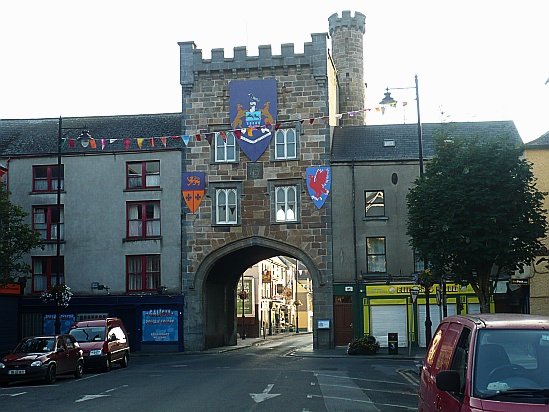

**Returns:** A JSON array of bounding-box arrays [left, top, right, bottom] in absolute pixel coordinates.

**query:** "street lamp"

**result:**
[[55, 116, 91, 334], [379, 76, 432, 345]]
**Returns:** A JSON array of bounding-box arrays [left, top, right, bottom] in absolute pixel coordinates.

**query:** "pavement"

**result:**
[[210, 332, 427, 361]]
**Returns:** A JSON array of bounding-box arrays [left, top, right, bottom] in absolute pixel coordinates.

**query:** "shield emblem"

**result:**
[[182, 172, 205, 213], [306, 167, 331, 209], [229, 79, 277, 162]]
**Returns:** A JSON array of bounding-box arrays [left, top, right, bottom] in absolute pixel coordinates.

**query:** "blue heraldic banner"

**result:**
[[230, 79, 277, 162]]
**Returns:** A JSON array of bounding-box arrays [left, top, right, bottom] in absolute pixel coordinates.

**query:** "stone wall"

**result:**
[[179, 31, 336, 350]]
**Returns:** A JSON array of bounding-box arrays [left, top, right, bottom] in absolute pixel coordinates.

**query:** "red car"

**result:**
[[0, 334, 84, 385], [418, 314, 549, 411]]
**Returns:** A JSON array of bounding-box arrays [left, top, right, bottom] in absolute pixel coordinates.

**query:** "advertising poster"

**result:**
[[43, 314, 76, 334], [142, 309, 178, 342]]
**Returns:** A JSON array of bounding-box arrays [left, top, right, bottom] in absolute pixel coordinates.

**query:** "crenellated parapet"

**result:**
[[178, 32, 328, 92], [328, 10, 366, 37]]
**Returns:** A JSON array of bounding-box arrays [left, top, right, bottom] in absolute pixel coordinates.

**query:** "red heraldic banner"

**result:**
[[182, 172, 205, 213]]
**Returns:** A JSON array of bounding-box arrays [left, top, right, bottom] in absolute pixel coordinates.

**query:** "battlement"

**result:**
[[328, 10, 366, 37], [178, 33, 328, 87]]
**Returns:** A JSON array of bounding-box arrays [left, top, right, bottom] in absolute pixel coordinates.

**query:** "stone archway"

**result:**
[[182, 236, 333, 351]]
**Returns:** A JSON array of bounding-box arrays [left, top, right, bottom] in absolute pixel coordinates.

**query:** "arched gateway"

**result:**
[[182, 237, 333, 351]]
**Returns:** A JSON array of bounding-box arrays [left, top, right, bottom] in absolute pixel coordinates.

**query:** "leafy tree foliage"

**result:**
[[0, 181, 43, 286], [407, 135, 547, 312]]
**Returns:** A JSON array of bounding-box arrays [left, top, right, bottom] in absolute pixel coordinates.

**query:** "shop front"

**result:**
[[20, 294, 184, 352], [363, 283, 484, 348]]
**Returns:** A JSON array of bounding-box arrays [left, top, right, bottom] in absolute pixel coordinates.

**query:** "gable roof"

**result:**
[[524, 131, 549, 148], [0, 113, 182, 156], [331, 121, 522, 162]]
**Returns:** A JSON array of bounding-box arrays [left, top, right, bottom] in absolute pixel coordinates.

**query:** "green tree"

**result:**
[[0, 181, 43, 286], [407, 135, 547, 313]]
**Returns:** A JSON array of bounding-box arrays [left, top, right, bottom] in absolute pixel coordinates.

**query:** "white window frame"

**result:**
[[275, 186, 297, 222], [214, 132, 237, 163], [274, 128, 297, 160], [216, 188, 238, 224]]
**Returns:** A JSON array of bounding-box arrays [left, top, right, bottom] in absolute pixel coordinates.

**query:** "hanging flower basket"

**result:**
[[237, 290, 249, 300], [416, 268, 434, 287], [41, 284, 73, 308], [347, 335, 380, 355]]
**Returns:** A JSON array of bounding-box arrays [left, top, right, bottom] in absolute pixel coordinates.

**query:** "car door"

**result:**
[[63, 336, 80, 372], [55, 336, 70, 374], [435, 325, 471, 411]]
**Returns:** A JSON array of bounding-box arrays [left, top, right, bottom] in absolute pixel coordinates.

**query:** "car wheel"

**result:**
[[74, 360, 84, 378], [103, 356, 112, 372], [45, 364, 57, 384], [120, 352, 129, 368]]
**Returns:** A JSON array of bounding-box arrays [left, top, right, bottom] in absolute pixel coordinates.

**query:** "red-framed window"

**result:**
[[32, 256, 64, 292], [127, 201, 160, 238], [33, 205, 64, 241], [126, 161, 160, 189], [126, 255, 161, 292], [33, 165, 63, 192]]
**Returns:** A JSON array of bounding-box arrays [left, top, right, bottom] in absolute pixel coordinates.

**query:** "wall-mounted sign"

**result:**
[[43, 314, 76, 334], [510, 278, 530, 285], [142, 309, 178, 342], [317, 319, 330, 329]]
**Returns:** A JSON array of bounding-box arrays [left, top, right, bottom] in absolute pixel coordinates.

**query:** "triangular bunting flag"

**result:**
[[196, 134, 201, 141], [124, 139, 131, 150], [101, 139, 106, 150], [160, 137, 167, 147], [89, 139, 97, 149], [137, 138, 143, 148], [182, 135, 190, 146]]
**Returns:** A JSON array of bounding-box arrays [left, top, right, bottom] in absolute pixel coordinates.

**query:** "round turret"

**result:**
[[329, 11, 366, 126]]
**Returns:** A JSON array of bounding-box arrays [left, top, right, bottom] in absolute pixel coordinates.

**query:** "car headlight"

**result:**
[[0, 363, 5, 369], [31, 360, 43, 367], [90, 350, 103, 356]]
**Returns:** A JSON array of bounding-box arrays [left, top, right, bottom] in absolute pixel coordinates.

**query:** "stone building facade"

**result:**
[[178, 11, 366, 350]]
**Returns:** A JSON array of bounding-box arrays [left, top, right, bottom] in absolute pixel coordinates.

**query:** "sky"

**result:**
[[1, 1, 548, 142]]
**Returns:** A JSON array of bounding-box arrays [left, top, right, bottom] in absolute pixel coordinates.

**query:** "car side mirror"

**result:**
[[436, 370, 460, 392]]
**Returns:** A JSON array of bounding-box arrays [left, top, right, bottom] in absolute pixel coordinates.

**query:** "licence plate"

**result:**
[[8, 370, 26, 375]]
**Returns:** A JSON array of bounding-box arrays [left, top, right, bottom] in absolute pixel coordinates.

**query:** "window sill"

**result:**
[[29, 190, 65, 195], [123, 236, 162, 242], [123, 188, 162, 192], [363, 216, 389, 221]]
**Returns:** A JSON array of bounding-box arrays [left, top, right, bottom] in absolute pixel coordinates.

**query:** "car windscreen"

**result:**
[[15, 337, 55, 353], [473, 329, 549, 399], [69, 327, 106, 342]]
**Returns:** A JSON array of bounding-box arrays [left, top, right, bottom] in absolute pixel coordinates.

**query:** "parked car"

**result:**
[[418, 314, 549, 411], [0, 335, 84, 385], [68, 318, 130, 372]]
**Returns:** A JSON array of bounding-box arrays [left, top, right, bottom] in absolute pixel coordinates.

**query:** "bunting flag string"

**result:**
[[61, 102, 406, 151]]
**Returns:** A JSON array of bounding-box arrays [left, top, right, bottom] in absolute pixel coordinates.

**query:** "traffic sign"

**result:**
[[410, 288, 419, 303]]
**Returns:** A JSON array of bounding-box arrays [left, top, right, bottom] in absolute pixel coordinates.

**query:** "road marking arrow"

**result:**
[[75, 394, 109, 403], [249, 384, 281, 403]]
